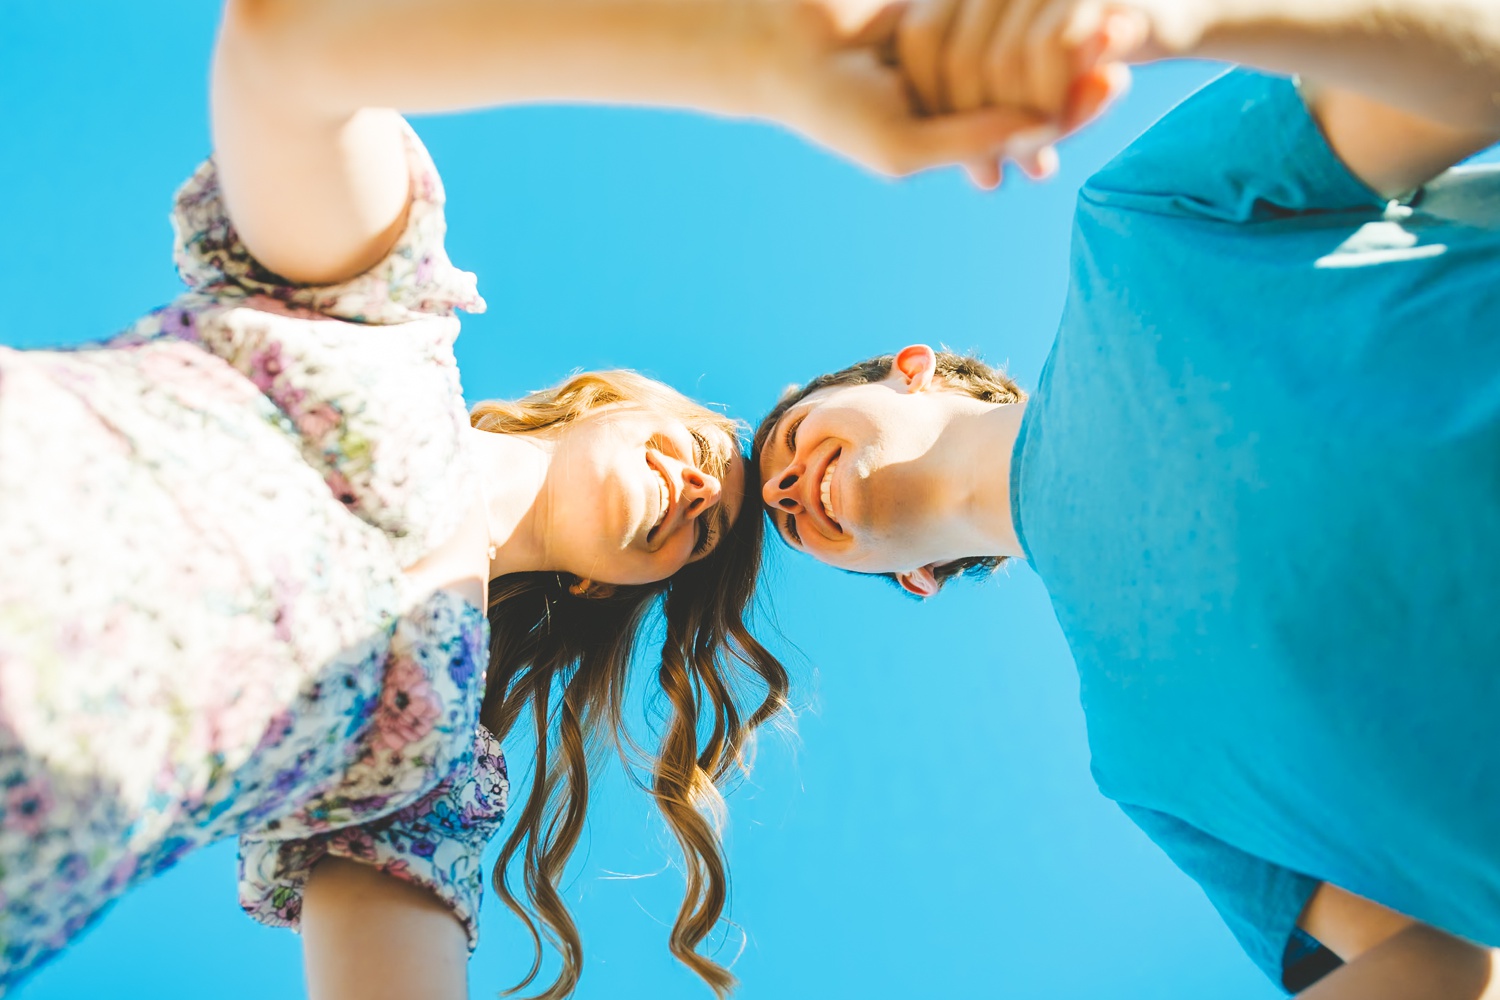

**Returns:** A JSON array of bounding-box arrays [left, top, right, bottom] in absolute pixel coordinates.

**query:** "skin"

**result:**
[[762, 1, 1500, 992]]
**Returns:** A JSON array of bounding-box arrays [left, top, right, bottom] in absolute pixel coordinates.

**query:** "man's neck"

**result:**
[[934, 398, 1028, 561]]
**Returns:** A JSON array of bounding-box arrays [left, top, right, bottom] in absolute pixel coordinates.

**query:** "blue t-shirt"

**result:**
[[1014, 69, 1500, 989]]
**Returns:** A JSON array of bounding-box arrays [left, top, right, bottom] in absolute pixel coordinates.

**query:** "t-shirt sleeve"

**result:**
[[1117, 803, 1325, 991], [1082, 69, 1387, 223], [171, 120, 485, 324], [237, 727, 509, 951]]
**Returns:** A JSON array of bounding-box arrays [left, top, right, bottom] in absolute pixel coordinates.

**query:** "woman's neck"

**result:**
[[468, 426, 555, 578]]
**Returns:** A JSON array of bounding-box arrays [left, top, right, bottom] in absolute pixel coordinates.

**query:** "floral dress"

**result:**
[[0, 124, 508, 992]]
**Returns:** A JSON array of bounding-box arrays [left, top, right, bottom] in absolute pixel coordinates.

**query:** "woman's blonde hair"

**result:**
[[473, 370, 788, 999]]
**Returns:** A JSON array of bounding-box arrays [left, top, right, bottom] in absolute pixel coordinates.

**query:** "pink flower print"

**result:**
[[374, 656, 443, 752], [295, 401, 341, 441], [329, 827, 378, 863], [247, 341, 285, 394], [378, 858, 412, 882], [6, 777, 54, 837], [325, 468, 357, 509]]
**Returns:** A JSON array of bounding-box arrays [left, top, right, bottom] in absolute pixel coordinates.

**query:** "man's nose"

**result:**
[[682, 467, 722, 517], [761, 467, 805, 513]]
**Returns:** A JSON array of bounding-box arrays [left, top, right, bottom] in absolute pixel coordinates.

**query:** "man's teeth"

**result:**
[[820, 459, 838, 523]]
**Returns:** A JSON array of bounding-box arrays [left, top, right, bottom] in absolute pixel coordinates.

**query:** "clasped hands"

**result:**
[[773, 0, 1175, 188]]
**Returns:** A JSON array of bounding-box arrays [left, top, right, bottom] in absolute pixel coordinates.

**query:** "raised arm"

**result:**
[[894, 0, 1500, 197], [1150, 0, 1500, 198], [211, 0, 1041, 285], [1295, 883, 1498, 999]]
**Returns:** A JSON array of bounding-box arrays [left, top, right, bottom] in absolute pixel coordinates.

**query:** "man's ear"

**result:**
[[896, 564, 942, 598], [893, 344, 937, 394]]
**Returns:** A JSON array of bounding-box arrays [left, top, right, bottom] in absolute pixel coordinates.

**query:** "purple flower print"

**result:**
[[410, 838, 437, 859], [147, 836, 194, 876], [102, 855, 138, 894], [158, 306, 198, 340], [5, 778, 54, 837], [54, 853, 88, 886]]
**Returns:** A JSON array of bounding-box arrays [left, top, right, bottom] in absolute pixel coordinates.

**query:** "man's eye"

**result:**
[[783, 414, 805, 454]]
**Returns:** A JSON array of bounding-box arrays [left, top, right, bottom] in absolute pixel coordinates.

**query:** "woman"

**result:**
[[0, 0, 1040, 996]]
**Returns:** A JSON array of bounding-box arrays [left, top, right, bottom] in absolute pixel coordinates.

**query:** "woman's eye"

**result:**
[[689, 429, 711, 470], [784, 513, 800, 546], [692, 517, 713, 557]]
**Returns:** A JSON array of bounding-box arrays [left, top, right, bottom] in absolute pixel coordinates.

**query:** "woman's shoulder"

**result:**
[[172, 121, 486, 325], [149, 125, 490, 563]]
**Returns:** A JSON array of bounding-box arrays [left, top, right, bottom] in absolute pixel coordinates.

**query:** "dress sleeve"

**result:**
[[237, 727, 509, 951], [171, 120, 485, 324], [1117, 803, 1329, 992], [1081, 69, 1387, 223]]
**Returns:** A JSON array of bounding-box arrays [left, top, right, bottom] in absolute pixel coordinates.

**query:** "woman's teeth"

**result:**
[[653, 469, 671, 531], [820, 458, 838, 524]]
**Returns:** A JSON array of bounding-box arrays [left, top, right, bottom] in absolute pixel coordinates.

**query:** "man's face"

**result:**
[[757, 348, 952, 579]]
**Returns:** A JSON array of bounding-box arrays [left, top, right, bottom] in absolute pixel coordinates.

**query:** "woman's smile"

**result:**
[[646, 459, 674, 545]]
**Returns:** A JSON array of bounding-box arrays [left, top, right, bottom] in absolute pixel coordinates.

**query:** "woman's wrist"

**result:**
[[734, 0, 841, 123]]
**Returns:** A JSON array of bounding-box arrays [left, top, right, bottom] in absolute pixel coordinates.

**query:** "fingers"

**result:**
[[898, 0, 962, 114], [1063, 59, 1130, 131], [964, 158, 1004, 189], [943, 0, 1009, 112], [980, 0, 1043, 115], [1022, 0, 1090, 117], [890, 105, 1043, 177]]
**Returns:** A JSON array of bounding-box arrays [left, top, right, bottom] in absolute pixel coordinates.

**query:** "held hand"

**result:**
[[894, 0, 1157, 181], [766, 1, 1048, 184]]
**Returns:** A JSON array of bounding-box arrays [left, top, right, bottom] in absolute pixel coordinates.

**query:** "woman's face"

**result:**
[[544, 405, 744, 586]]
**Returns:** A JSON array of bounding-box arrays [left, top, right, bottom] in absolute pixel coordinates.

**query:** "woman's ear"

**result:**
[[568, 578, 618, 600], [896, 564, 942, 598], [893, 344, 937, 394]]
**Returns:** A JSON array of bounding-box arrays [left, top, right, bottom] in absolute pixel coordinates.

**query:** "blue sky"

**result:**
[[3, 4, 1280, 998]]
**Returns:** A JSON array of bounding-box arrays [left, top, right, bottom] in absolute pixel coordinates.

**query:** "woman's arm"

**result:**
[[211, 0, 1039, 285], [1295, 882, 1498, 999], [301, 857, 470, 1000]]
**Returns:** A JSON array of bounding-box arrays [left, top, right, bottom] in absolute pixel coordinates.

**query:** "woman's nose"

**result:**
[[682, 466, 722, 517], [761, 467, 804, 513]]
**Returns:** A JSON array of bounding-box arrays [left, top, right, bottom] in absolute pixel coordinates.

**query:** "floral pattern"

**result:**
[[0, 123, 506, 992]]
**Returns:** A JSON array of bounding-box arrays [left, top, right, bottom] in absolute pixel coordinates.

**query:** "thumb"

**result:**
[[895, 106, 1043, 175], [1064, 61, 1131, 131]]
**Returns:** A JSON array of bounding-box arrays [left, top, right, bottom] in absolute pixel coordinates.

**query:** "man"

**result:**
[[756, 1, 1500, 995]]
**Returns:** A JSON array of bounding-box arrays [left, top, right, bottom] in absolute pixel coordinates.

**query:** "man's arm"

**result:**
[[896, 0, 1500, 198], [1155, 0, 1500, 198], [301, 857, 469, 1000], [1295, 882, 1497, 999]]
